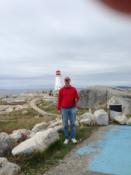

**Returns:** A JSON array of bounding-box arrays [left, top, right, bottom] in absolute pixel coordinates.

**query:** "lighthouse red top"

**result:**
[[56, 70, 61, 76]]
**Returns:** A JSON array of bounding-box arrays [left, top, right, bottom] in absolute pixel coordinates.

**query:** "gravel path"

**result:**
[[44, 126, 112, 175], [29, 97, 59, 117]]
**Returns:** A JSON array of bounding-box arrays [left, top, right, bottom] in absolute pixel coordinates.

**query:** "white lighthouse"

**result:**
[[54, 70, 62, 94]]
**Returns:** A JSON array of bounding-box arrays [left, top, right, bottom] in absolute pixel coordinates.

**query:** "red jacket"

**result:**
[[58, 85, 79, 110]]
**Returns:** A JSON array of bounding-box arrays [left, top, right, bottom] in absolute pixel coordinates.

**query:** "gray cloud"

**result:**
[[0, 0, 131, 89]]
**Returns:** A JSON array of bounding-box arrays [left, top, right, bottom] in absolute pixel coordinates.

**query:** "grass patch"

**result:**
[[8, 126, 97, 175], [0, 100, 7, 105], [38, 100, 58, 114], [127, 114, 131, 118], [38, 100, 89, 117], [0, 108, 56, 133]]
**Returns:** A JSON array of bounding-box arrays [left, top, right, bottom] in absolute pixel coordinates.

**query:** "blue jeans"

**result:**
[[61, 107, 76, 139]]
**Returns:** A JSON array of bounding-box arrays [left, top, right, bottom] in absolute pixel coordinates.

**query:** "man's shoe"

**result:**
[[71, 138, 77, 144], [64, 139, 69, 145]]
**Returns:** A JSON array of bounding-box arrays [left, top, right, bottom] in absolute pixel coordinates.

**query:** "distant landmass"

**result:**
[[0, 86, 130, 97], [117, 86, 131, 89], [0, 89, 30, 97]]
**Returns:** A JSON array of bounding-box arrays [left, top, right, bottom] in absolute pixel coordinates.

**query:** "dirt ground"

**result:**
[[44, 126, 113, 175]]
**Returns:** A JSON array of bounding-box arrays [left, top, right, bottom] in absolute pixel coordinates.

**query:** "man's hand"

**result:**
[[75, 98, 79, 104], [58, 110, 61, 113]]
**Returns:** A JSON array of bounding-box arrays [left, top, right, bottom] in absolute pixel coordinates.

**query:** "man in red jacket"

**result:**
[[58, 76, 79, 144]]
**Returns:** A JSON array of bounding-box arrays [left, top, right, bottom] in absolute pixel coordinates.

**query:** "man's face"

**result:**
[[64, 78, 71, 87]]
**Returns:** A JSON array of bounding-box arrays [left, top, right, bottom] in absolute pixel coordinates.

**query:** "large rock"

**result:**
[[108, 96, 131, 115], [31, 122, 48, 137], [10, 129, 31, 143], [2, 97, 26, 105], [109, 110, 122, 120], [109, 110, 128, 125], [0, 157, 21, 175], [0, 106, 13, 113], [94, 109, 109, 126], [53, 125, 63, 132], [0, 132, 12, 156], [14, 105, 25, 111], [113, 114, 127, 125], [127, 118, 131, 125], [48, 120, 63, 132], [12, 128, 59, 155], [78, 86, 131, 115], [78, 86, 108, 109], [48, 120, 62, 128], [79, 112, 96, 125]]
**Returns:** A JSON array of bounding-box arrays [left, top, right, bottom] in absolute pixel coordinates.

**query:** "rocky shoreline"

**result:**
[[0, 86, 131, 175]]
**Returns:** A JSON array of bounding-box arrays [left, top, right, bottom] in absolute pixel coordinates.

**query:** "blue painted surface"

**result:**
[[76, 126, 131, 175], [76, 145, 96, 155]]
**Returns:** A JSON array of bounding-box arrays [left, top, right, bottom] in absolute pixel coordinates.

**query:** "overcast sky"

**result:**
[[0, 0, 131, 89]]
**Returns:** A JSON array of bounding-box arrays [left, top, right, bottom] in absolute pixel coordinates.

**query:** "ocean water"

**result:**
[[0, 89, 48, 97], [0, 90, 23, 96], [76, 125, 131, 175]]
